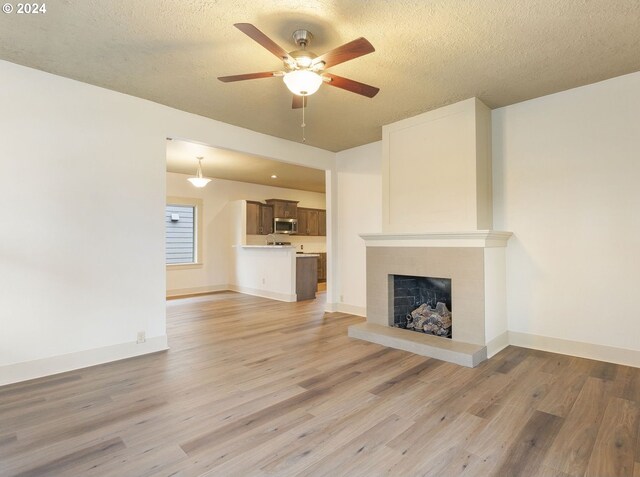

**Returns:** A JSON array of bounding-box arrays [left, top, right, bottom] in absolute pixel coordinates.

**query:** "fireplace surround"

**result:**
[[348, 231, 512, 367]]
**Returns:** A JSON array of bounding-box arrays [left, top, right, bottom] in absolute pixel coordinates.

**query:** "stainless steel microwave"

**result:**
[[274, 217, 298, 234]]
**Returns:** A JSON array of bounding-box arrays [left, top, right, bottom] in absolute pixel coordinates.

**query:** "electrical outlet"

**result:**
[[340, 295, 344, 302], [262, 278, 266, 285], [137, 331, 146, 344], [301, 244, 304, 250]]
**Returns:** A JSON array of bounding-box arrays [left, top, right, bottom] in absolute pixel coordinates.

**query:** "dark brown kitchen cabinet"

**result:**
[[307, 209, 319, 236], [318, 210, 326, 236], [296, 256, 317, 301], [246, 201, 273, 235], [297, 208, 308, 236], [246, 201, 261, 235], [317, 253, 327, 282], [296, 207, 325, 236], [265, 199, 298, 219], [260, 204, 273, 234]]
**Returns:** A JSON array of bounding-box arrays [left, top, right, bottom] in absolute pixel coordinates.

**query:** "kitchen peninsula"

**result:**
[[229, 200, 323, 302]]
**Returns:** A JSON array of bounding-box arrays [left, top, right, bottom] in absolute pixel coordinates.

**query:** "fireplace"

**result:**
[[348, 232, 512, 367], [391, 275, 452, 338], [346, 99, 511, 367]]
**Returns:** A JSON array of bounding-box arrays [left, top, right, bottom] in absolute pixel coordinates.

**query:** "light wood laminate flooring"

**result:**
[[1, 291, 639, 476]]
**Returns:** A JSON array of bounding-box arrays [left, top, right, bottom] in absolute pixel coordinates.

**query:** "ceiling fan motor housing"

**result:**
[[289, 49, 318, 69], [292, 29, 313, 47]]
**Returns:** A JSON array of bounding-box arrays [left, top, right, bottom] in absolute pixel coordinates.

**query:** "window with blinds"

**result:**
[[165, 204, 196, 264]]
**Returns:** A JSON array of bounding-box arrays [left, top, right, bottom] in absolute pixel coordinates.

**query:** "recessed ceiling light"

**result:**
[[271, 174, 278, 179]]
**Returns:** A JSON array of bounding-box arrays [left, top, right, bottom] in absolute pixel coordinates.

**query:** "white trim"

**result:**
[[359, 230, 513, 248], [166, 262, 204, 270], [486, 331, 509, 358], [228, 284, 297, 303], [508, 331, 640, 368], [166, 284, 229, 298], [336, 303, 366, 317], [0, 335, 169, 387], [324, 302, 338, 313]]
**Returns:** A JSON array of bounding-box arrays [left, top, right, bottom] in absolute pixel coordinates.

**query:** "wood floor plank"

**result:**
[[590, 360, 619, 381], [542, 376, 613, 476], [584, 397, 639, 477], [301, 413, 412, 477], [1, 291, 639, 476], [494, 410, 564, 476], [9, 437, 125, 477], [537, 366, 588, 418], [384, 411, 486, 476]]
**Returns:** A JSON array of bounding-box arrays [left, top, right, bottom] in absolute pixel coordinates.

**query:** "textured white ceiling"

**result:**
[[1, 0, 639, 151]]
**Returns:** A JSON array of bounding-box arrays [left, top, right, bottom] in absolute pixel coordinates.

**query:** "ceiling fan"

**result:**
[[218, 23, 380, 108]]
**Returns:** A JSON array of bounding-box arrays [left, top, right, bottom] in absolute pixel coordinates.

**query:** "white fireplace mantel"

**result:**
[[360, 230, 513, 248]]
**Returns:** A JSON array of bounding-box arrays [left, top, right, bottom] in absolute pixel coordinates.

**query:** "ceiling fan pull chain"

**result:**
[[302, 97, 306, 142]]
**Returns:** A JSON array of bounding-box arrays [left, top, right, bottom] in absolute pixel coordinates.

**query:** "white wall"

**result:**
[[0, 60, 333, 385], [382, 98, 493, 233], [493, 71, 640, 361], [166, 172, 326, 296], [333, 142, 383, 315]]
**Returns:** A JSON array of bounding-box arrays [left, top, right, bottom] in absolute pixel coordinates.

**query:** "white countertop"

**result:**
[[238, 245, 295, 249], [296, 253, 319, 258]]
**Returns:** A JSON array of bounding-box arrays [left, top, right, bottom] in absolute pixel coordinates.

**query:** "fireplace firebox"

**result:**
[[391, 274, 452, 338]]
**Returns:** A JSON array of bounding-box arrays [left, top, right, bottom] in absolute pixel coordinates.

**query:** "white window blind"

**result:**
[[165, 204, 195, 264]]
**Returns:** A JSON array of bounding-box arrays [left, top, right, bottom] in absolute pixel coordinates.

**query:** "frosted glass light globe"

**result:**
[[283, 70, 322, 96]]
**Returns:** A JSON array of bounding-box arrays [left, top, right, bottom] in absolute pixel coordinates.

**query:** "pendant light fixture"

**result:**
[[187, 156, 211, 188]]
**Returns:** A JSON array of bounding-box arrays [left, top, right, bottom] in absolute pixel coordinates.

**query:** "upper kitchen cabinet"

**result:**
[[265, 199, 298, 219], [260, 204, 273, 234], [318, 210, 326, 236], [296, 207, 326, 236], [307, 209, 319, 236], [246, 201, 261, 235], [246, 201, 273, 235], [297, 208, 308, 236]]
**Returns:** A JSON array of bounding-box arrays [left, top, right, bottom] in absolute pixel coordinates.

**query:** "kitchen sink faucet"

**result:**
[[266, 234, 276, 245]]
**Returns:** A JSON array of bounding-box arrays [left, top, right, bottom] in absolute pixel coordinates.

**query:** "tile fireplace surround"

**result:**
[[349, 231, 512, 367]]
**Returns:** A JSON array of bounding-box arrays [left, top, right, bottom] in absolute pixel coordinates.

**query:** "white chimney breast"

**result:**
[[382, 98, 493, 233]]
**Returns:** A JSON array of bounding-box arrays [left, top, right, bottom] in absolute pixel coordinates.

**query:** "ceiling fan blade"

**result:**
[[234, 23, 292, 61], [314, 37, 375, 69], [292, 95, 308, 109], [218, 72, 278, 82], [323, 73, 379, 98]]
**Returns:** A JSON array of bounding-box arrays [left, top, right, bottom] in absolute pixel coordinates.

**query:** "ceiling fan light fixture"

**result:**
[[283, 70, 323, 96], [187, 156, 211, 188]]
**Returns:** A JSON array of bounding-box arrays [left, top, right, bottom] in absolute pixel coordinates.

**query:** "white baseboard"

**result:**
[[486, 331, 509, 358], [336, 303, 367, 317], [508, 331, 640, 368], [228, 285, 296, 303], [0, 335, 169, 387], [325, 302, 338, 313], [166, 284, 229, 298]]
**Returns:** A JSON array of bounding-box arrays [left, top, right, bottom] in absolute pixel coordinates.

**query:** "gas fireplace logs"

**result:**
[[404, 302, 452, 338]]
